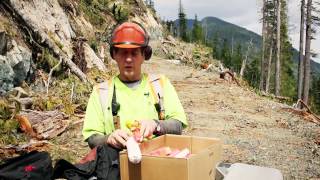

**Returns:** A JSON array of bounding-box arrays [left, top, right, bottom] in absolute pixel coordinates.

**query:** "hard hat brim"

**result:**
[[114, 44, 141, 48]]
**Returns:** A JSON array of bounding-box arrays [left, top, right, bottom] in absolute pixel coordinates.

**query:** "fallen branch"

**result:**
[[74, 114, 85, 118], [281, 99, 320, 124], [1, 140, 50, 153], [297, 99, 320, 122], [70, 82, 75, 102], [282, 107, 320, 125], [71, 119, 84, 126], [162, 40, 177, 46], [161, 45, 168, 55], [46, 57, 63, 95]]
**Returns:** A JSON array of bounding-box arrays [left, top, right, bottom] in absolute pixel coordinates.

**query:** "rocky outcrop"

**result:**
[[0, 33, 32, 95], [132, 2, 163, 40], [0, 55, 14, 95], [0, 0, 165, 88]]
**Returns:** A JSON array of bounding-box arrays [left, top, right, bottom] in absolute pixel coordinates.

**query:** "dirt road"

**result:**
[[143, 56, 320, 179]]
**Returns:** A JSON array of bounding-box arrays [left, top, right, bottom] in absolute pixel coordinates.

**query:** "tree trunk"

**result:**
[[275, 0, 281, 96], [298, 0, 305, 102], [260, 0, 267, 91], [240, 39, 253, 77], [303, 0, 312, 104], [266, 40, 273, 93]]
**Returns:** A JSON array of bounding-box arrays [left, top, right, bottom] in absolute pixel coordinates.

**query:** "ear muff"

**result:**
[[109, 46, 115, 59], [144, 45, 152, 60]]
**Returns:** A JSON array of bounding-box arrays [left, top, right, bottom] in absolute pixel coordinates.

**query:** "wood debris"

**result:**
[[219, 70, 241, 86], [0, 140, 51, 158], [282, 99, 320, 125], [15, 110, 69, 140]]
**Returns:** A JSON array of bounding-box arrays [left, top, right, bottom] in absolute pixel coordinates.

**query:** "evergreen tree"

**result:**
[[221, 39, 231, 68], [310, 76, 320, 114], [192, 14, 204, 43], [279, 0, 295, 98], [178, 0, 188, 41], [232, 43, 243, 73], [212, 33, 219, 59], [165, 20, 174, 35], [244, 55, 261, 88]]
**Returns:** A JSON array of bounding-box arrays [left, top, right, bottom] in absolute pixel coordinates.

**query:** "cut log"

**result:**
[[219, 70, 241, 86], [15, 110, 70, 140]]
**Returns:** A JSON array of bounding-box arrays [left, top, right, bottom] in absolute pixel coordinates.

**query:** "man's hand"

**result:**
[[139, 120, 157, 141], [107, 129, 130, 149]]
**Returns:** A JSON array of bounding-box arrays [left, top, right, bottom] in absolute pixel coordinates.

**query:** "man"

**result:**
[[82, 22, 187, 149]]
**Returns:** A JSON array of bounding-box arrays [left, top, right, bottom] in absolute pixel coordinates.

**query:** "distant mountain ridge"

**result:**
[[175, 16, 320, 75]]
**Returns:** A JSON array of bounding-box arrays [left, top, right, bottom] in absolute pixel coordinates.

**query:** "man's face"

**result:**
[[113, 47, 145, 81]]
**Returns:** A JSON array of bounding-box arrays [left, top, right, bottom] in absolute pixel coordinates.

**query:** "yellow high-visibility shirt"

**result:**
[[82, 73, 187, 140]]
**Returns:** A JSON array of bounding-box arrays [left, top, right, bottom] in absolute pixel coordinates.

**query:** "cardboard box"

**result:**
[[120, 134, 222, 180]]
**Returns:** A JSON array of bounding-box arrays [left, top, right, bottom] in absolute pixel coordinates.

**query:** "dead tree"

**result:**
[[260, 0, 267, 91], [275, 0, 281, 96], [240, 39, 253, 77], [302, 0, 312, 104], [298, 0, 305, 103], [265, 39, 274, 93]]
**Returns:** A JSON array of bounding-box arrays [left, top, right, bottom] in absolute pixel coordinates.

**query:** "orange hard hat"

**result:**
[[111, 22, 149, 48]]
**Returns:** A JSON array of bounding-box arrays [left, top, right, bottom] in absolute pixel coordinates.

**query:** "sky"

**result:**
[[154, 0, 320, 63]]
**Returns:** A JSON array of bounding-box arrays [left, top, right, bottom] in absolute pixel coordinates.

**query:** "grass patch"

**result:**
[[32, 74, 92, 115], [79, 0, 109, 26], [0, 119, 27, 145]]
